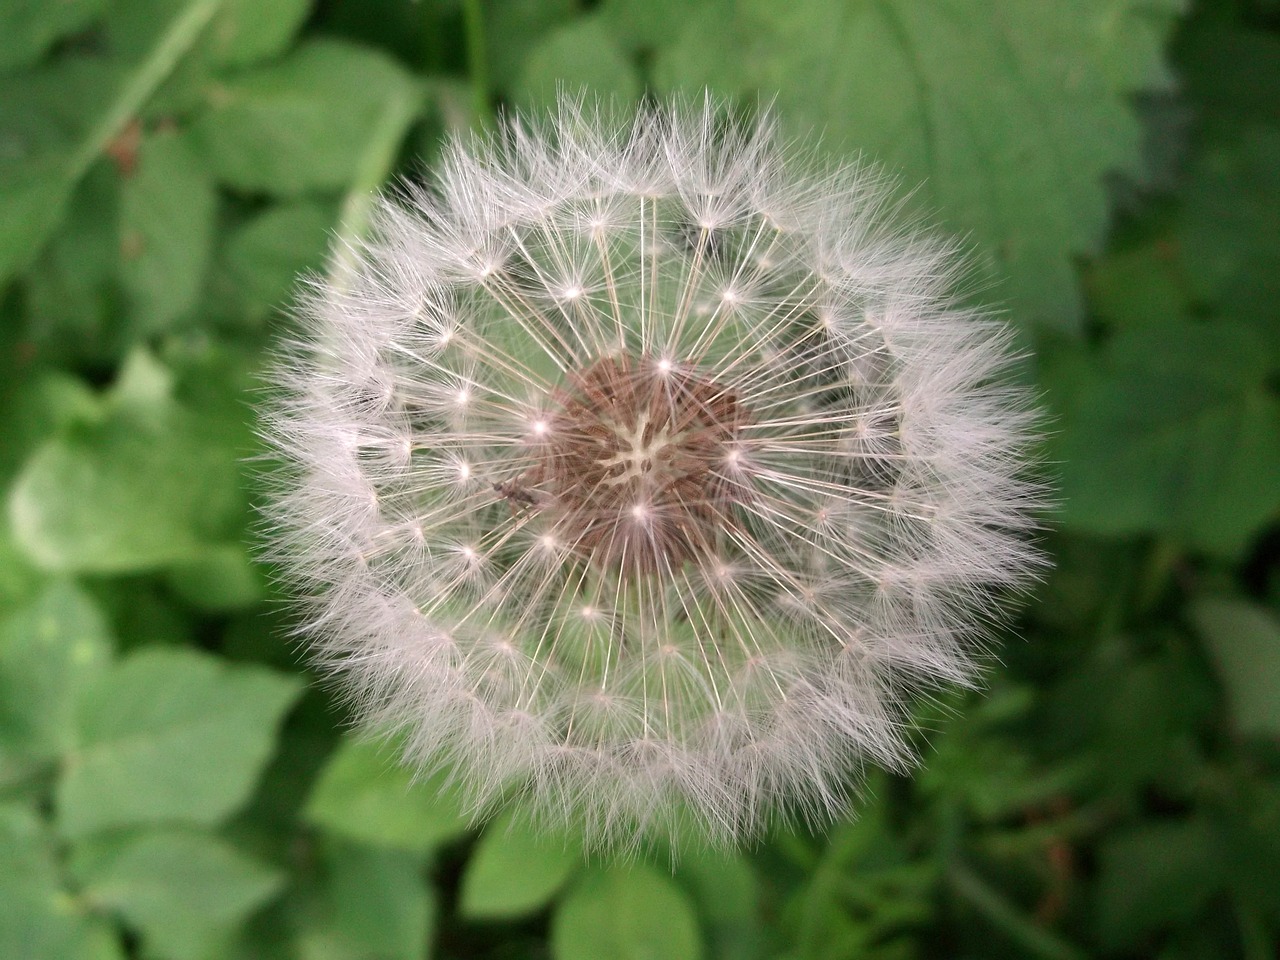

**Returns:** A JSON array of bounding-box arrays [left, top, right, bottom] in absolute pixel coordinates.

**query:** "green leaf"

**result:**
[[56, 647, 302, 837], [304, 738, 472, 853], [0, 582, 113, 776], [1083, 237, 1192, 332], [459, 811, 581, 920], [1050, 322, 1280, 554], [1189, 597, 1280, 739], [204, 0, 313, 68], [600, 0, 695, 53], [514, 16, 641, 104], [220, 200, 336, 323], [292, 837, 435, 960], [0, 805, 125, 960], [71, 828, 284, 960], [0, 0, 105, 72], [24, 164, 125, 365], [652, 0, 1186, 333], [0, 0, 223, 282], [677, 853, 764, 960], [8, 350, 249, 573], [119, 128, 217, 333], [0, 60, 118, 283], [190, 39, 421, 196], [551, 864, 703, 960], [164, 543, 267, 612], [485, 0, 579, 90], [1094, 818, 1226, 949]]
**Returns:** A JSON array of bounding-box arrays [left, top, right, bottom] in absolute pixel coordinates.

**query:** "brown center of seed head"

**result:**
[[525, 354, 752, 575]]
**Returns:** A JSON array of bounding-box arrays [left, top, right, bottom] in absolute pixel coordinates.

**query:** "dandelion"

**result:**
[[262, 96, 1044, 850]]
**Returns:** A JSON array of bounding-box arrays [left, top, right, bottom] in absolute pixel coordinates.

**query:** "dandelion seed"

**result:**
[[262, 95, 1045, 851]]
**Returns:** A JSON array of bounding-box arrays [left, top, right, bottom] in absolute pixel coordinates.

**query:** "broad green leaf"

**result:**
[[0, 360, 100, 610], [119, 128, 217, 333], [551, 864, 702, 960], [0, 0, 222, 282], [1083, 238, 1192, 332], [189, 39, 421, 196], [459, 811, 581, 920], [600, 0, 696, 53], [165, 543, 267, 612], [653, 0, 1186, 333], [24, 165, 124, 365], [140, 0, 316, 117], [678, 853, 764, 960], [486, 0, 579, 89], [1050, 322, 1280, 554], [304, 738, 471, 853], [292, 838, 434, 960], [0, 805, 125, 960], [1094, 818, 1226, 949], [0, 0, 105, 72], [514, 16, 641, 104], [56, 647, 302, 837], [8, 350, 248, 573], [1189, 597, 1280, 739], [71, 828, 284, 960], [220, 200, 336, 323], [0, 582, 113, 774], [0, 60, 118, 283], [205, 0, 313, 67]]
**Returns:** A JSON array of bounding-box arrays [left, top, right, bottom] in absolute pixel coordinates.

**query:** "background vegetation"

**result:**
[[2, 0, 1277, 958]]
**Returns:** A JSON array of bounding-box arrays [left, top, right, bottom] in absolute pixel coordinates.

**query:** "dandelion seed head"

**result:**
[[262, 95, 1045, 852]]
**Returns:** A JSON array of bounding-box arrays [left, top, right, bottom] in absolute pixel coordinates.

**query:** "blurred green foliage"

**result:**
[[1, 0, 1277, 958]]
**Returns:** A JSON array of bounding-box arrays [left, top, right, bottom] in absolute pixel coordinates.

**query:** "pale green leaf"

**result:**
[[551, 864, 702, 960], [0, 804, 125, 960], [293, 838, 435, 960], [72, 828, 284, 960], [1189, 598, 1280, 739], [678, 853, 764, 960], [0, 0, 222, 282], [600, 0, 695, 53], [56, 648, 302, 837], [653, 0, 1186, 332], [8, 350, 249, 574], [485, 0, 578, 89], [460, 811, 581, 920], [0, 581, 113, 772], [205, 0, 313, 68], [220, 199, 336, 323], [190, 39, 421, 196], [24, 165, 123, 364], [514, 16, 641, 104], [0, 60, 117, 282], [164, 544, 267, 612], [305, 738, 471, 853], [119, 128, 217, 332]]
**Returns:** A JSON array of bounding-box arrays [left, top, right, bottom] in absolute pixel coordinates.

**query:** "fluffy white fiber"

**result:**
[[262, 96, 1044, 851]]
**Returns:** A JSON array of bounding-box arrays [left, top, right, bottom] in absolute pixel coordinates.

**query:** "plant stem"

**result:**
[[72, 0, 224, 180]]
